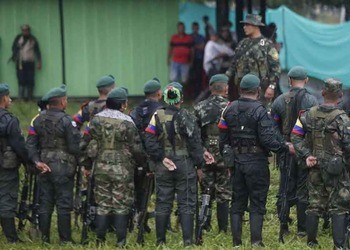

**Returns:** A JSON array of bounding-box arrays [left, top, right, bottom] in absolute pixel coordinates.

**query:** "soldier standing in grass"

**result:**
[[0, 83, 29, 243], [271, 66, 318, 237], [219, 74, 294, 247], [291, 79, 350, 248], [194, 74, 232, 233], [84, 87, 146, 247], [26, 85, 81, 244]]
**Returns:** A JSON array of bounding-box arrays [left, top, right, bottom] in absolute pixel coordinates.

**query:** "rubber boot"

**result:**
[[95, 215, 109, 246], [0, 217, 19, 243], [296, 202, 307, 237], [332, 214, 346, 249], [156, 214, 169, 245], [217, 202, 229, 233], [250, 213, 264, 247], [39, 213, 52, 243], [306, 214, 319, 247], [114, 214, 128, 247], [180, 214, 194, 246], [231, 213, 243, 246], [57, 213, 74, 244]]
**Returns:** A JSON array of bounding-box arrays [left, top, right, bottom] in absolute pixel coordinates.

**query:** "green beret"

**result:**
[[209, 74, 229, 86], [41, 93, 49, 102], [288, 66, 307, 80], [107, 87, 128, 100], [168, 82, 183, 92], [144, 80, 161, 94], [45, 85, 66, 100], [240, 74, 260, 89], [0, 83, 10, 96], [324, 78, 342, 94], [96, 75, 115, 88], [153, 77, 160, 83]]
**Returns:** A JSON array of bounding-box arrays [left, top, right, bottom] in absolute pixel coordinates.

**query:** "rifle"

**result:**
[[18, 172, 30, 231], [81, 163, 97, 244], [278, 151, 292, 243], [136, 173, 154, 245], [74, 166, 82, 229], [195, 187, 211, 245], [28, 174, 40, 239], [344, 214, 350, 249]]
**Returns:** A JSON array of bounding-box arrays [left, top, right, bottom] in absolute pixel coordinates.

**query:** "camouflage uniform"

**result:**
[[194, 94, 231, 232], [26, 108, 81, 243], [73, 99, 106, 129], [226, 36, 280, 104], [86, 108, 145, 216], [219, 97, 289, 246], [271, 86, 318, 234], [291, 80, 350, 248], [0, 107, 28, 242], [145, 105, 205, 246]]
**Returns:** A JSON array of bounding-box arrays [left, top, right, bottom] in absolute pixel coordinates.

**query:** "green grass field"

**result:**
[[1, 99, 335, 249]]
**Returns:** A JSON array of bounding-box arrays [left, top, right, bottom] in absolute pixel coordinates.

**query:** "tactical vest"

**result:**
[[39, 111, 67, 151], [157, 108, 188, 156], [201, 100, 223, 146], [306, 106, 346, 159], [282, 89, 306, 137], [228, 101, 264, 154]]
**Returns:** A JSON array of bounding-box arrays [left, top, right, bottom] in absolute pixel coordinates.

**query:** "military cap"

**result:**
[[153, 77, 160, 83], [96, 75, 115, 88], [144, 79, 161, 94], [209, 74, 229, 86], [324, 78, 342, 93], [0, 83, 10, 96], [168, 82, 183, 92], [164, 84, 182, 105], [240, 14, 265, 27], [45, 85, 66, 100], [107, 87, 128, 100], [288, 66, 307, 80], [240, 74, 260, 89], [41, 92, 50, 102]]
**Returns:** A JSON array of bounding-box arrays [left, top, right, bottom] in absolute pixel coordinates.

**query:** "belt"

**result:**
[[233, 146, 264, 154], [164, 149, 189, 157]]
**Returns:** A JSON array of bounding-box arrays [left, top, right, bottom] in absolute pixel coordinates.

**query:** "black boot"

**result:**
[[296, 202, 307, 237], [39, 213, 52, 243], [306, 214, 319, 247], [231, 213, 243, 246], [332, 214, 346, 249], [95, 215, 109, 246], [180, 214, 194, 246], [114, 214, 128, 247], [217, 202, 229, 233], [156, 214, 169, 245], [0, 217, 19, 243], [250, 213, 264, 247], [57, 213, 74, 244]]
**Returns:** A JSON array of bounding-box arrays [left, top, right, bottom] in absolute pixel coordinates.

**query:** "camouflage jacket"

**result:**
[[194, 94, 228, 167], [291, 105, 350, 164], [86, 109, 146, 171], [226, 36, 280, 89]]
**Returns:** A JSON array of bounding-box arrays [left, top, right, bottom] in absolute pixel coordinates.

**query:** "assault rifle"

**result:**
[[195, 187, 211, 245], [18, 173, 30, 231], [81, 164, 97, 244], [29, 174, 40, 239], [344, 214, 350, 249], [278, 151, 292, 243], [136, 173, 154, 245], [74, 166, 82, 228]]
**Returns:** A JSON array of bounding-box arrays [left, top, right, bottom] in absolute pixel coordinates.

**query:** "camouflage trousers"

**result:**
[[307, 167, 350, 216], [201, 165, 232, 204], [94, 162, 134, 216]]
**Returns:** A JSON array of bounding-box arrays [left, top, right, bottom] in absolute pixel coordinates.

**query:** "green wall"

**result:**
[[0, 0, 178, 97]]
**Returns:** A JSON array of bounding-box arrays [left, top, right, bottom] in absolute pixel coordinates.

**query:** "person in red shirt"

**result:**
[[168, 22, 194, 85]]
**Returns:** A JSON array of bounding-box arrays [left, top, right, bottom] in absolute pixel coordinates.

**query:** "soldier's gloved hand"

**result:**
[[286, 142, 295, 155], [35, 161, 51, 174], [162, 157, 176, 171], [306, 156, 318, 168], [203, 151, 215, 165]]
